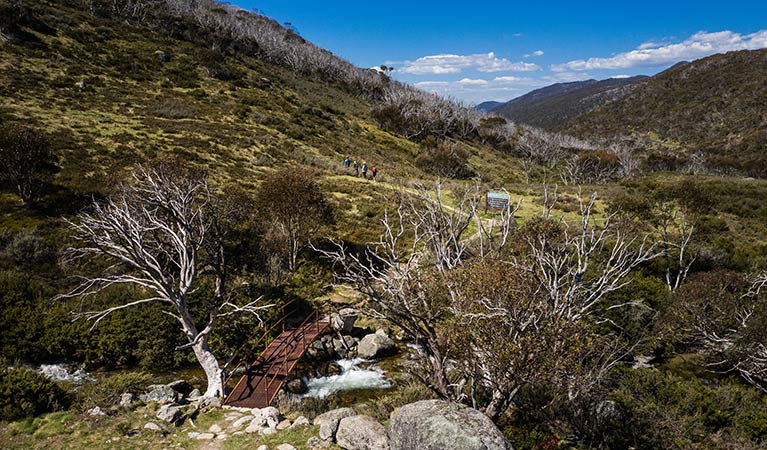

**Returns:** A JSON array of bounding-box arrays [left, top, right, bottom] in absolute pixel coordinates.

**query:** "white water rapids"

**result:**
[[302, 358, 392, 398], [38, 364, 94, 384]]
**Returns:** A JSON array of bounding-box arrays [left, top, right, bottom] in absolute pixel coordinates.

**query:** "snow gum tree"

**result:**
[[58, 164, 270, 398], [318, 182, 660, 421]]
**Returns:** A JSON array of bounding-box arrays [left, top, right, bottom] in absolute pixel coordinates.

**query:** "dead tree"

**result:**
[[317, 182, 657, 420], [57, 165, 270, 398]]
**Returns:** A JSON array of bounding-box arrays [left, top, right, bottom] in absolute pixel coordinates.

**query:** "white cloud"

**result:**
[[610, 74, 631, 79], [458, 78, 488, 85], [414, 81, 449, 87], [524, 50, 545, 58], [399, 52, 541, 75], [551, 29, 767, 71]]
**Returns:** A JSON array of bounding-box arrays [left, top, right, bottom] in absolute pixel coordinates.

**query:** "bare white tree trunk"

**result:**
[[58, 165, 270, 398]]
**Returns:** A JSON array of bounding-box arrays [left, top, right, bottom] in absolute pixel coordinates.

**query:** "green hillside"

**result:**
[[0, 0, 530, 200], [491, 76, 647, 129], [560, 49, 767, 176]]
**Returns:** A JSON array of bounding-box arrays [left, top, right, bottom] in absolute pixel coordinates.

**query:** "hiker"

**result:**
[[361, 162, 368, 179], [352, 160, 359, 176], [371, 166, 377, 181], [343, 155, 350, 169]]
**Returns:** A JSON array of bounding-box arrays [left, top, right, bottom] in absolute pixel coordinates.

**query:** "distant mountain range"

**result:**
[[485, 76, 648, 129], [475, 101, 503, 112]]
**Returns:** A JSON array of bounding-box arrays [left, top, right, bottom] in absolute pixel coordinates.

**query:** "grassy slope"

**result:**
[[0, 0, 525, 211]]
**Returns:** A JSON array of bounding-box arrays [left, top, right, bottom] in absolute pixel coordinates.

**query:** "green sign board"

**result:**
[[486, 191, 510, 210]]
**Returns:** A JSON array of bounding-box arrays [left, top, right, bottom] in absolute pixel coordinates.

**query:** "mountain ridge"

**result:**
[[489, 76, 648, 129]]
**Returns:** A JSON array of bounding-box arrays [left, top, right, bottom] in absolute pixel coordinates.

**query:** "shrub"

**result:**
[[145, 99, 197, 119], [74, 371, 152, 410], [415, 141, 475, 179], [4, 230, 54, 267], [0, 368, 71, 421]]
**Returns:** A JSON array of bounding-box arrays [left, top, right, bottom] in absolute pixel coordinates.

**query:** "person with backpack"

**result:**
[[371, 166, 377, 181], [343, 155, 350, 169], [352, 160, 359, 176], [361, 162, 368, 179]]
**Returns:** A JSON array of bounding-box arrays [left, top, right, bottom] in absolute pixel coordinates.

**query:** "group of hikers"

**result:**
[[342, 156, 378, 180]]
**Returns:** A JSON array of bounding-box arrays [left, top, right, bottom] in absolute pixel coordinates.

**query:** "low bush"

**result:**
[[74, 371, 152, 410], [0, 368, 71, 421]]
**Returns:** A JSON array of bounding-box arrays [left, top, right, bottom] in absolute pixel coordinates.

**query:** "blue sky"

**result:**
[[235, 1, 767, 104]]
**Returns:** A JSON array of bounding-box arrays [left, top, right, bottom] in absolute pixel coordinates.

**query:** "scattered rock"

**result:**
[[306, 436, 333, 450], [290, 416, 310, 428], [333, 335, 358, 358], [256, 445, 268, 450], [256, 406, 281, 428], [216, 433, 229, 440], [75, 80, 85, 89], [286, 378, 308, 394], [143, 422, 162, 431], [336, 415, 389, 450], [331, 308, 358, 333], [225, 412, 244, 421], [231, 415, 254, 429], [314, 407, 356, 441], [276, 419, 292, 430], [276, 444, 297, 450], [167, 380, 194, 396], [357, 331, 396, 359], [307, 436, 332, 449], [188, 388, 202, 400], [209, 423, 223, 433], [140, 384, 178, 404], [196, 432, 215, 440], [246, 415, 268, 431], [259, 427, 277, 435], [198, 396, 222, 408], [119, 393, 137, 406], [389, 400, 511, 450], [632, 355, 655, 369], [188, 432, 200, 439], [87, 406, 106, 416], [156, 404, 185, 425]]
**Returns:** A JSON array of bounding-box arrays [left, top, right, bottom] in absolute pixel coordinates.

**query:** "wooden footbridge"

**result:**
[[222, 304, 330, 408]]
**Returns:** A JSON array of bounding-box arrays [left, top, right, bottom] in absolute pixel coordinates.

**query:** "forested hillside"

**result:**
[[491, 76, 647, 129], [561, 49, 767, 177]]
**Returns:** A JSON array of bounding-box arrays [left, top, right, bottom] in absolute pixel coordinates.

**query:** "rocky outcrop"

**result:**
[[357, 330, 395, 359], [156, 404, 185, 426], [119, 393, 137, 406], [331, 308, 358, 333], [140, 384, 178, 403], [389, 400, 512, 450], [336, 415, 389, 450], [313, 407, 356, 441]]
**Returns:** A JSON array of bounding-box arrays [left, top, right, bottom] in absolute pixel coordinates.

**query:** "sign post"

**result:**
[[486, 191, 510, 213]]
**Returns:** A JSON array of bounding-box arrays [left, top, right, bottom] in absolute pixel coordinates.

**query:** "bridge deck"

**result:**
[[224, 320, 329, 408]]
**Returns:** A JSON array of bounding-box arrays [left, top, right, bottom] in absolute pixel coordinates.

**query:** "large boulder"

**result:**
[[156, 404, 185, 426], [140, 384, 178, 403], [331, 308, 358, 333], [357, 330, 395, 359], [333, 335, 358, 358], [389, 400, 512, 450], [336, 415, 389, 450], [313, 407, 356, 441]]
